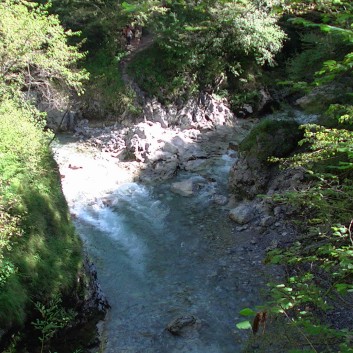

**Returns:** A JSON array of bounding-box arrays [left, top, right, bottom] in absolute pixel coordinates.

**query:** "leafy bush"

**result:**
[[0, 0, 88, 106], [32, 296, 76, 353], [286, 31, 349, 82], [238, 107, 353, 352], [128, 0, 285, 104]]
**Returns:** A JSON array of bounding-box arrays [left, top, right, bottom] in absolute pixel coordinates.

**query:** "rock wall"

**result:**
[[73, 93, 252, 182], [141, 93, 235, 130]]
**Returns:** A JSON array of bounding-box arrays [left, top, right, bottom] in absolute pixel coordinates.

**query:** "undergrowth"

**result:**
[[83, 49, 140, 119], [0, 98, 83, 349], [127, 43, 198, 105], [236, 107, 353, 352]]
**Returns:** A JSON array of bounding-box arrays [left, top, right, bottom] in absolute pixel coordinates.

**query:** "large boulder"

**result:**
[[170, 177, 207, 197], [229, 154, 271, 200], [122, 121, 216, 180], [295, 82, 350, 113], [229, 204, 256, 224], [229, 119, 303, 200]]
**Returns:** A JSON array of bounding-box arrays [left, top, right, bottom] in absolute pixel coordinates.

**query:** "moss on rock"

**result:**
[[229, 118, 303, 200], [239, 119, 303, 163]]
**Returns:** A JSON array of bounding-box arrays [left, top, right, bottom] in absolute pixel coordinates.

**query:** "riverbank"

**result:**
[[0, 103, 108, 353]]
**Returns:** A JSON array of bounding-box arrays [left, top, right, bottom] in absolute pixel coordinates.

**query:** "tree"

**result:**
[[0, 0, 85, 345], [0, 0, 88, 109], [127, 0, 286, 103]]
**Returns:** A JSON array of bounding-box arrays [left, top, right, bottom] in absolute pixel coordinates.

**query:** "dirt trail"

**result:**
[[120, 33, 154, 104]]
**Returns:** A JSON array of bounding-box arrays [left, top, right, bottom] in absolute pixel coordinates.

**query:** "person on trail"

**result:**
[[124, 25, 133, 46], [134, 24, 142, 45]]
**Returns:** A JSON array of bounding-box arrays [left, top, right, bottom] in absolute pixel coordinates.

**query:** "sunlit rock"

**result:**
[[170, 179, 194, 197], [229, 204, 256, 224]]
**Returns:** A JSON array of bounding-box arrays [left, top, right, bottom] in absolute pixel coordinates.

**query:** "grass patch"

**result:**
[[0, 99, 83, 330], [82, 49, 140, 119]]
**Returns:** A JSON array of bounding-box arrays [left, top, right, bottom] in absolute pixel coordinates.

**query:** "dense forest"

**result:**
[[0, 0, 353, 352]]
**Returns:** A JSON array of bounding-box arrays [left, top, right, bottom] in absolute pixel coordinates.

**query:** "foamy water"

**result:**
[[53, 134, 269, 353]]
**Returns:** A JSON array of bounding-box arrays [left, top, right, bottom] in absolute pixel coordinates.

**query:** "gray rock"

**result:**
[[143, 93, 236, 131], [229, 204, 256, 224], [170, 179, 195, 197], [260, 215, 274, 227], [153, 158, 179, 179], [213, 194, 228, 205], [295, 83, 347, 113], [166, 315, 199, 336], [147, 150, 175, 163], [162, 141, 179, 154], [183, 159, 208, 172], [242, 104, 253, 114], [228, 154, 271, 200]]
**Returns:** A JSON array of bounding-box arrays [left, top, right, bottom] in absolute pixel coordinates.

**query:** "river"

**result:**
[[52, 131, 273, 353]]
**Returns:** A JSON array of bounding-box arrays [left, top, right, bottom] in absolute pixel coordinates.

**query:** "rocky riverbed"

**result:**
[[52, 93, 303, 352]]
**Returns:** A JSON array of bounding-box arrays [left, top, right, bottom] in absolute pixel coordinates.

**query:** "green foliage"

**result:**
[[46, 0, 121, 53], [278, 0, 353, 17], [128, 44, 198, 104], [120, 0, 167, 25], [209, 1, 286, 66], [0, 99, 83, 330], [128, 0, 285, 103], [237, 3, 353, 342], [286, 31, 349, 82], [0, 2, 85, 340], [0, 0, 88, 104], [239, 119, 302, 163], [277, 120, 353, 175], [83, 49, 140, 119], [240, 308, 257, 317], [236, 320, 252, 330], [32, 296, 76, 353], [43, 0, 285, 109], [281, 0, 353, 85], [269, 0, 353, 108], [243, 106, 353, 352], [259, 221, 353, 352], [0, 261, 16, 287], [229, 89, 259, 111]]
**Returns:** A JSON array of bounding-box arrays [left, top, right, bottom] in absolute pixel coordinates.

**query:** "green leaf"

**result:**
[[121, 2, 136, 13], [236, 320, 252, 330], [239, 308, 256, 317]]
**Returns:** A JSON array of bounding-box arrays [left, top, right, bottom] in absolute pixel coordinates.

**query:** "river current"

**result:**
[[53, 133, 271, 353]]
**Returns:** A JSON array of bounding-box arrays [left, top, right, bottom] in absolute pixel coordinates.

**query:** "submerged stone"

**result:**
[[166, 315, 199, 336]]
